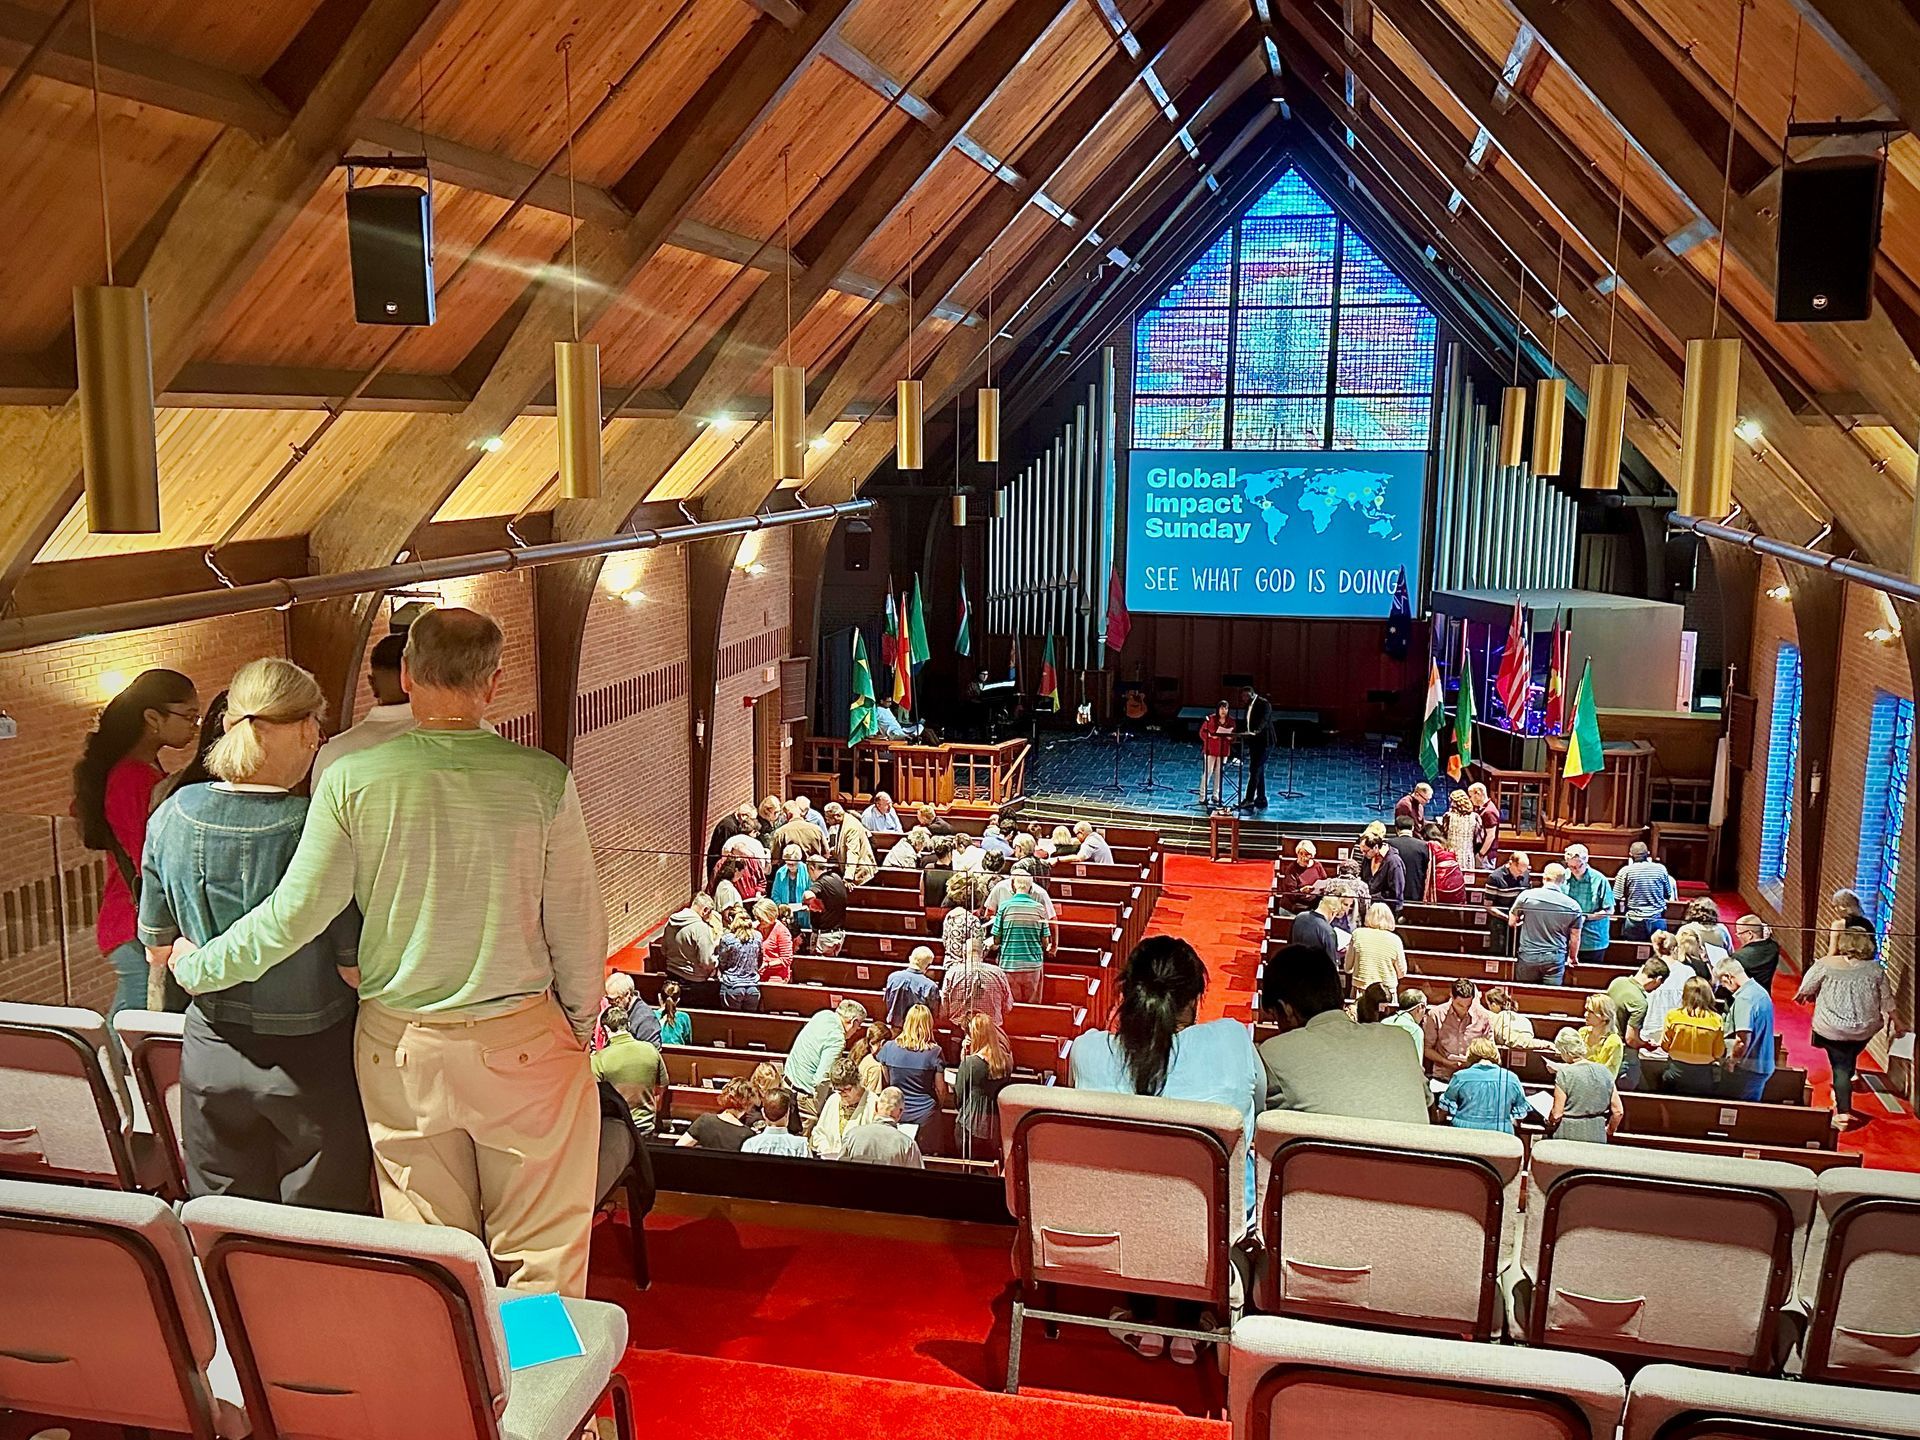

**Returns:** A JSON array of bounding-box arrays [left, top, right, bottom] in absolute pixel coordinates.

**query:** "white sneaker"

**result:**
[[1108, 1305, 1165, 1358], [1171, 1310, 1220, 1365]]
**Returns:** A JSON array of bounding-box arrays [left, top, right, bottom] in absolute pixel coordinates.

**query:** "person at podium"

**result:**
[[1239, 684, 1272, 809], [1198, 700, 1234, 806]]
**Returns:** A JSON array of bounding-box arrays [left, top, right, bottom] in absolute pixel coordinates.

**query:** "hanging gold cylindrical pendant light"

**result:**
[[75, 284, 160, 533], [1678, 336, 1740, 518], [951, 493, 968, 527], [1581, 363, 1628, 491], [977, 386, 1000, 463], [1531, 377, 1567, 476], [554, 339, 602, 500], [896, 379, 924, 469], [772, 363, 806, 481], [1498, 386, 1528, 469]]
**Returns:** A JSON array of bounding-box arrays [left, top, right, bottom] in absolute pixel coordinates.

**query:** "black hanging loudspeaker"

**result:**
[[344, 157, 436, 327], [843, 518, 872, 572], [1775, 128, 1884, 324]]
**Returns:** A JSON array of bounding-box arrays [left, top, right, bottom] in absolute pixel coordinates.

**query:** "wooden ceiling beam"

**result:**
[[817, 36, 1024, 188], [1505, 0, 1920, 441], [0, 0, 290, 134], [1352, 0, 1907, 568], [674, 0, 1069, 419], [0, 0, 459, 605], [1784, 0, 1920, 137]]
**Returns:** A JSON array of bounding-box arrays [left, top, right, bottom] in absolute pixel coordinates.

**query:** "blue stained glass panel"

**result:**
[[1235, 307, 1332, 393], [1339, 235, 1422, 306], [1134, 398, 1224, 448], [1237, 216, 1338, 306], [1246, 170, 1335, 217], [1235, 398, 1326, 449], [1152, 231, 1232, 308], [1332, 397, 1431, 449], [1133, 307, 1228, 394], [1334, 307, 1437, 392]]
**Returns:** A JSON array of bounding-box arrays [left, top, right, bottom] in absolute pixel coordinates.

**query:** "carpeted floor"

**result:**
[[1155, 852, 1271, 1023]]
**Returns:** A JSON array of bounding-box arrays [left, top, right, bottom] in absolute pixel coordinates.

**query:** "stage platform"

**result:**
[[1025, 732, 1424, 853]]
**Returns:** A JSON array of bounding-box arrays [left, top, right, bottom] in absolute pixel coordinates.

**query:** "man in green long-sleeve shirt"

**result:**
[[168, 608, 606, 1297]]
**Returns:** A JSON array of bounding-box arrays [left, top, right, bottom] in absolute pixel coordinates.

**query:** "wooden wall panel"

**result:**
[[587, 244, 753, 389], [967, 3, 1106, 160]]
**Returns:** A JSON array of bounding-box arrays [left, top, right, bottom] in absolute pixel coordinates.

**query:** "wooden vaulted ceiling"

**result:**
[[1, 0, 1916, 602]]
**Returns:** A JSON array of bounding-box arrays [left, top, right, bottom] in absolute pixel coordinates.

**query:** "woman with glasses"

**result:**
[[71, 668, 201, 1019]]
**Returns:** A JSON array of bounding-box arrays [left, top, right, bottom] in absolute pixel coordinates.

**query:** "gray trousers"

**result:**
[[182, 1007, 373, 1212]]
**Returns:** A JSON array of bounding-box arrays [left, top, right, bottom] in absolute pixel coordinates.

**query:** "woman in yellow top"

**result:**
[[1347, 902, 1408, 1002], [1577, 992, 1623, 1075], [1659, 977, 1727, 1096]]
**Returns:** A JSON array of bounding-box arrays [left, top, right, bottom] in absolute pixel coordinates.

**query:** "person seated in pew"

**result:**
[[706, 801, 757, 877], [655, 979, 692, 1047], [1071, 821, 1114, 866], [1605, 956, 1671, 1092], [1288, 887, 1350, 971], [803, 862, 851, 956], [1354, 981, 1394, 1025], [810, 1057, 880, 1159], [860, 790, 904, 836], [1421, 979, 1495, 1079], [941, 872, 989, 966], [883, 826, 930, 869], [753, 898, 794, 984], [1483, 987, 1544, 1051], [767, 845, 812, 939], [591, 1003, 668, 1137], [676, 1077, 758, 1152], [1482, 850, 1531, 954], [921, 835, 957, 907], [714, 907, 763, 1013], [661, 893, 722, 1008], [744, 1061, 785, 1129], [979, 815, 1015, 860], [1714, 956, 1777, 1103], [1547, 1026, 1621, 1145], [955, 1013, 1014, 1162], [1276, 840, 1329, 913], [742, 1089, 811, 1157], [1657, 977, 1727, 1096], [884, 945, 940, 1029], [1436, 1038, 1531, 1135], [1042, 825, 1077, 863], [784, 999, 869, 1122], [1384, 988, 1428, 1058], [942, 940, 1014, 1031], [851, 1020, 891, 1096], [952, 830, 986, 872], [710, 856, 751, 916], [1669, 924, 1713, 982], [1423, 822, 1468, 905], [1576, 993, 1623, 1076], [839, 1086, 926, 1168], [1346, 902, 1408, 1004], [880, 1005, 951, 1156], [913, 802, 954, 837], [1730, 914, 1781, 995], [1257, 944, 1429, 1122], [1681, 897, 1733, 956]]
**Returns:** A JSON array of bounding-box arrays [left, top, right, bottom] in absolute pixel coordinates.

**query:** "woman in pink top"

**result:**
[[71, 669, 201, 1018], [753, 897, 794, 983]]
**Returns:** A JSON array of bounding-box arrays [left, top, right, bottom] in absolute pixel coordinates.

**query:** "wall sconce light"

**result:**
[[1865, 626, 1898, 644], [97, 668, 128, 700], [695, 712, 706, 742], [1764, 584, 1792, 601]]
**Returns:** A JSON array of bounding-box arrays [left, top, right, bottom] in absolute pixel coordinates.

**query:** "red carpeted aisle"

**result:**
[[1153, 852, 1272, 1022]]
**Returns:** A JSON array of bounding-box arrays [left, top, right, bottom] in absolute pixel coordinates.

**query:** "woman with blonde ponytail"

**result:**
[[137, 657, 371, 1210]]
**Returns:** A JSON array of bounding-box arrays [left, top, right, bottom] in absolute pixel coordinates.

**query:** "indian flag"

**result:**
[[849, 629, 879, 744], [1418, 657, 1445, 778], [1563, 660, 1604, 788], [955, 572, 972, 658]]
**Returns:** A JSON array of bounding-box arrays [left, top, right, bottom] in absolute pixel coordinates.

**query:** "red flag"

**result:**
[[1105, 571, 1132, 652], [1493, 600, 1530, 731], [892, 589, 914, 713], [1543, 616, 1568, 733]]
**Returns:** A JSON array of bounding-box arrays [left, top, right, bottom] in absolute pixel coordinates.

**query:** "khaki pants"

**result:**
[[355, 997, 598, 1297]]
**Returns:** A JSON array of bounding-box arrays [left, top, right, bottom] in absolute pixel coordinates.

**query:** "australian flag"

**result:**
[[1382, 566, 1412, 660]]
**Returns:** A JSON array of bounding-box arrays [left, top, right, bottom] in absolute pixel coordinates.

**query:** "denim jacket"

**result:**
[[138, 784, 359, 1036]]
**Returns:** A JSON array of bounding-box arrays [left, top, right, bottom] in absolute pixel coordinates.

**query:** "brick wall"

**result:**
[[708, 528, 792, 828], [346, 572, 539, 742], [1736, 559, 1800, 943], [573, 549, 693, 950], [0, 611, 287, 1008]]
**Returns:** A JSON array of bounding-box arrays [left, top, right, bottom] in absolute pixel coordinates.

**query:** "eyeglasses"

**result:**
[[163, 706, 202, 724]]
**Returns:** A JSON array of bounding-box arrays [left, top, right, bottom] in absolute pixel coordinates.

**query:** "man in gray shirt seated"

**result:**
[[839, 1086, 926, 1167], [660, 893, 720, 1006], [1257, 945, 1430, 1122]]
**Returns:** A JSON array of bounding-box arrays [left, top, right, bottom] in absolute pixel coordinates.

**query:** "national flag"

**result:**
[[1105, 571, 1132, 653], [1563, 659, 1604, 789], [1418, 655, 1445, 778], [1039, 635, 1060, 712], [1007, 630, 1020, 687], [892, 589, 914, 712], [907, 574, 931, 668], [1383, 566, 1412, 659], [848, 629, 879, 744], [1449, 639, 1476, 780], [1493, 599, 1530, 731], [881, 589, 900, 672], [955, 572, 972, 658], [1543, 615, 1568, 733]]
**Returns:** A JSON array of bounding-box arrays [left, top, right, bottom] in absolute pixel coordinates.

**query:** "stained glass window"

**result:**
[[1855, 691, 1912, 929], [1130, 166, 1436, 451]]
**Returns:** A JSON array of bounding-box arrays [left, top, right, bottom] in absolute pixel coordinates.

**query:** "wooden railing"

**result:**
[[790, 735, 1029, 813]]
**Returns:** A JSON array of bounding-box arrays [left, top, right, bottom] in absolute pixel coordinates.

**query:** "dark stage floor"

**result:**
[[1024, 731, 1425, 826]]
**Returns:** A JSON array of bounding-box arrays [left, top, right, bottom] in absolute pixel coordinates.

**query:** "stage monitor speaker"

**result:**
[[1776, 155, 1882, 323], [347, 183, 435, 326], [843, 518, 872, 571]]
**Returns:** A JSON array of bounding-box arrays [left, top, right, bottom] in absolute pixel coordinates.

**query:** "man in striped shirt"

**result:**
[[988, 871, 1051, 1004]]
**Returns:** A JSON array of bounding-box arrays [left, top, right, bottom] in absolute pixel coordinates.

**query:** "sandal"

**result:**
[[1107, 1305, 1165, 1358]]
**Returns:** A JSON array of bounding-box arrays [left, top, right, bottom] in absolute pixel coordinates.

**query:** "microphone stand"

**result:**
[[1274, 717, 1305, 801]]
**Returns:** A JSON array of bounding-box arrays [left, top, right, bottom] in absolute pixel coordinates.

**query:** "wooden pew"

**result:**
[[665, 1010, 1069, 1081], [1618, 1092, 1836, 1150], [788, 954, 1097, 1015], [627, 971, 1084, 1041], [1611, 1132, 1861, 1174]]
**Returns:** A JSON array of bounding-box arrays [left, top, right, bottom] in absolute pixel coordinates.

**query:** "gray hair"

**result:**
[[874, 1085, 906, 1120], [208, 658, 326, 782], [1541, 862, 1567, 886], [402, 607, 503, 694], [1552, 1027, 1587, 1062], [834, 999, 868, 1026]]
